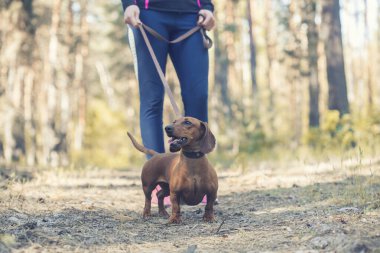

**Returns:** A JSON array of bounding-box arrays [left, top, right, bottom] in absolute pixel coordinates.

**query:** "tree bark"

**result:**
[[264, 0, 275, 134], [247, 0, 260, 122], [304, 0, 320, 127], [378, 0, 380, 106], [286, 0, 305, 143], [376, 0, 380, 99], [364, 0, 373, 113], [214, 1, 232, 119], [214, 28, 231, 118], [322, 0, 349, 115], [72, 0, 89, 151], [1, 0, 36, 164]]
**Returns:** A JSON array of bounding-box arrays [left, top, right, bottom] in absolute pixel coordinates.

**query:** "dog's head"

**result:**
[[165, 117, 216, 154]]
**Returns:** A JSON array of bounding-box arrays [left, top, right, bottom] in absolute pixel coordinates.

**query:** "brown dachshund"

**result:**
[[127, 117, 218, 223]]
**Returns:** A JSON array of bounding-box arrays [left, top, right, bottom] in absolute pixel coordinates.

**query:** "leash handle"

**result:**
[[136, 17, 212, 117], [197, 14, 213, 49], [140, 20, 213, 49], [138, 24, 182, 118]]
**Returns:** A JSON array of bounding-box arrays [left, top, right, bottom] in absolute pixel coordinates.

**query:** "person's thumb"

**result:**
[[198, 14, 205, 25], [134, 10, 141, 26]]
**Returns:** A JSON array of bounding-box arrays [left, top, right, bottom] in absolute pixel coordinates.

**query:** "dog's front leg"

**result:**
[[203, 191, 217, 222], [168, 191, 181, 224]]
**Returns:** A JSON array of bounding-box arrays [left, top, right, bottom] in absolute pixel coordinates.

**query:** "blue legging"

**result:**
[[129, 10, 209, 155]]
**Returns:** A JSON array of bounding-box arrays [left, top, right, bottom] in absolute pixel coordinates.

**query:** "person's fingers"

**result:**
[[198, 10, 215, 30], [205, 18, 215, 30], [130, 13, 138, 27], [197, 14, 205, 25], [134, 10, 141, 26], [124, 6, 140, 27], [124, 9, 131, 23], [202, 15, 215, 30], [132, 9, 141, 27], [202, 15, 212, 27]]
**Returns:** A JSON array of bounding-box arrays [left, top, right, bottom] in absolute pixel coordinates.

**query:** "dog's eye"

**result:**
[[183, 120, 192, 126]]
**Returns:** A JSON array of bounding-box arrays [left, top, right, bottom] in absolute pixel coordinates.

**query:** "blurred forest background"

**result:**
[[0, 0, 379, 169]]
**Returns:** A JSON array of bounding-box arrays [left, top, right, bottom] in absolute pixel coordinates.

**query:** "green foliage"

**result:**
[[303, 110, 379, 150], [240, 127, 269, 154], [72, 99, 143, 169], [211, 123, 274, 171]]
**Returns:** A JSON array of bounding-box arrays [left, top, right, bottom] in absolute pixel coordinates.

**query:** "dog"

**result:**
[[127, 116, 218, 223]]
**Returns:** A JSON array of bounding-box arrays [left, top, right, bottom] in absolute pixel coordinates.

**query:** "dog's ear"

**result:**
[[200, 122, 216, 154]]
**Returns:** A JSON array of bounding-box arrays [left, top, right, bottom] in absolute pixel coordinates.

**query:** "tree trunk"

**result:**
[[247, 0, 259, 120], [305, 0, 320, 127], [376, 0, 380, 103], [1, 0, 36, 164], [264, 0, 275, 135], [72, 0, 89, 152], [322, 0, 349, 115], [214, 10, 232, 118], [286, 0, 305, 143], [364, 0, 373, 113], [23, 68, 35, 165], [376, 1, 380, 101]]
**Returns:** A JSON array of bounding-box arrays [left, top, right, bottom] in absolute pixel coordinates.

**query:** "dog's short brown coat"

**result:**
[[128, 117, 218, 223]]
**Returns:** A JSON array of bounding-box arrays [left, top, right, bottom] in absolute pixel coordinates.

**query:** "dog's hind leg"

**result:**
[[142, 185, 154, 218], [157, 183, 170, 217]]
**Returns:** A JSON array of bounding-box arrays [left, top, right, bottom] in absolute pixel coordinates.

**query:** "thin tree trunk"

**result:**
[[73, 0, 89, 151], [0, 2, 18, 163], [247, 0, 259, 121], [60, 0, 75, 164], [214, 21, 232, 118], [1, 1, 36, 164], [322, 0, 349, 115], [364, 0, 373, 113], [23, 0, 49, 166], [35, 0, 63, 166], [23, 69, 35, 165], [376, 3, 380, 100], [286, 0, 304, 143], [264, 0, 275, 134], [305, 0, 320, 127]]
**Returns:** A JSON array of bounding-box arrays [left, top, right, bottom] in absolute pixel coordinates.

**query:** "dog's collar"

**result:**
[[182, 150, 205, 159]]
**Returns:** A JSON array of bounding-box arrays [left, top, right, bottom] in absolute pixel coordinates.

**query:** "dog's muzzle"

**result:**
[[165, 125, 188, 152]]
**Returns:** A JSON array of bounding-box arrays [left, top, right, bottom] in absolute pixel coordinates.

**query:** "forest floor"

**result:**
[[1, 155, 380, 252]]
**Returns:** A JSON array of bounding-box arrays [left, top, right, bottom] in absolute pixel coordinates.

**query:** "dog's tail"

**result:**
[[127, 132, 158, 157]]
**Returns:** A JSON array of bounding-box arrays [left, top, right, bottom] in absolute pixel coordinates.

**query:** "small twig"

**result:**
[[190, 224, 198, 231], [215, 218, 226, 234]]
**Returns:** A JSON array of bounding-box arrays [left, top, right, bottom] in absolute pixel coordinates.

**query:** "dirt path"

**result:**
[[1, 157, 380, 252]]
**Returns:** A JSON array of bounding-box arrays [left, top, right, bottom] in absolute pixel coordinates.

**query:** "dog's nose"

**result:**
[[165, 125, 174, 133]]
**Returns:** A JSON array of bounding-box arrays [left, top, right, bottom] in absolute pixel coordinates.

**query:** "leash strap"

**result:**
[[141, 23, 213, 49], [139, 25, 182, 118], [138, 24, 182, 117], [138, 21, 212, 117]]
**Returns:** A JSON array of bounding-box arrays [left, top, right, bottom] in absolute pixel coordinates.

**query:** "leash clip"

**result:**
[[198, 14, 213, 49], [200, 29, 213, 49]]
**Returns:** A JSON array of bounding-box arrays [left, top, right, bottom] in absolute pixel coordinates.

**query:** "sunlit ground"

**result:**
[[1, 149, 379, 252]]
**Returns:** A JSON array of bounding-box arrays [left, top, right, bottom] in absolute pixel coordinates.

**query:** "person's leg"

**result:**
[[168, 14, 210, 204], [168, 14, 209, 123], [128, 10, 170, 156]]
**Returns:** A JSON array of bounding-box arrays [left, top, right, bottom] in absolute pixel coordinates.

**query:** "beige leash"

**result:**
[[137, 20, 212, 118]]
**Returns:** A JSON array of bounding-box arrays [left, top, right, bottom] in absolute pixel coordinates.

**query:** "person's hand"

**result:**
[[198, 9, 215, 31], [124, 5, 141, 27]]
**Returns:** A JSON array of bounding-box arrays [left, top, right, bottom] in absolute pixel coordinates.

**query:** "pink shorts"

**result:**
[[151, 185, 207, 206]]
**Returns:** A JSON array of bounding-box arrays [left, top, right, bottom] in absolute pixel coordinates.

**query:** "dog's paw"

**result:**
[[159, 210, 170, 218], [203, 214, 216, 223], [168, 215, 182, 224], [143, 211, 152, 219]]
